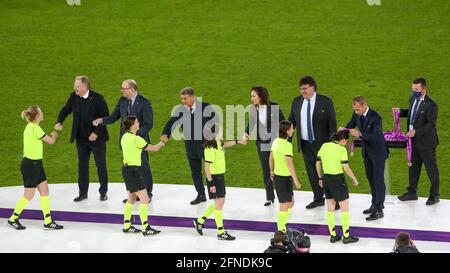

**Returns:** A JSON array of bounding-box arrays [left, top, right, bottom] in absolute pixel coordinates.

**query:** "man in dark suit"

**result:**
[[55, 75, 110, 202], [396, 77, 439, 205], [160, 87, 219, 205], [92, 79, 154, 200], [345, 96, 388, 221], [288, 76, 337, 209]]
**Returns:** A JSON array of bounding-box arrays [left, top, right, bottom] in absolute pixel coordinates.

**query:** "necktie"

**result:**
[[189, 107, 193, 114], [127, 99, 132, 115], [307, 99, 313, 143], [411, 99, 420, 125], [360, 115, 365, 131]]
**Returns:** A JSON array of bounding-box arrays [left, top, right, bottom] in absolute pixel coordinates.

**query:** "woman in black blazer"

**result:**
[[244, 86, 285, 206]]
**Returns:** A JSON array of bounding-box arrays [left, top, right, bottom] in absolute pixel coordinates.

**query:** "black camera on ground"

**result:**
[[270, 228, 311, 253]]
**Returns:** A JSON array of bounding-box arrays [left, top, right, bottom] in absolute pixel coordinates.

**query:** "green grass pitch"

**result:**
[[0, 0, 448, 198]]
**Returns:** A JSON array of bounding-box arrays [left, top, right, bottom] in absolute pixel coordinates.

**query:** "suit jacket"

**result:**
[[162, 99, 218, 158], [346, 108, 389, 159], [288, 93, 337, 151], [57, 90, 109, 143], [399, 94, 438, 150], [245, 102, 285, 145], [102, 93, 153, 143]]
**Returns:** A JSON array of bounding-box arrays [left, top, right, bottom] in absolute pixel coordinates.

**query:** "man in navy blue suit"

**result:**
[[160, 87, 219, 205], [344, 96, 389, 221], [396, 77, 440, 205], [93, 79, 154, 201]]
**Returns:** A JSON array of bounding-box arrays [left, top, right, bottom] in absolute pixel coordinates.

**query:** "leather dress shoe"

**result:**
[[305, 200, 325, 209], [366, 211, 384, 221], [426, 197, 440, 206], [74, 194, 88, 202], [190, 194, 207, 205], [99, 194, 108, 201], [363, 206, 375, 215], [398, 192, 418, 201]]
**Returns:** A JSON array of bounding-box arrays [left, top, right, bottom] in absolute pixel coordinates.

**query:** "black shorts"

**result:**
[[323, 174, 349, 202], [274, 175, 293, 203], [122, 166, 146, 193], [207, 174, 226, 199], [21, 158, 47, 188]]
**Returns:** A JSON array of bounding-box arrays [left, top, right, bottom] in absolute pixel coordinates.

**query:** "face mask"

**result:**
[[412, 91, 422, 99]]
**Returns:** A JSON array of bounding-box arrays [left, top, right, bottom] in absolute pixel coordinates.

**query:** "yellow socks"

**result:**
[[139, 203, 149, 230], [326, 211, 336, 236], [40, 196, 52, 224], [123, 202, 134, 229], [214, 210, 224, 235], [9, 196, 29, 222], [198, 203, 215, 224]]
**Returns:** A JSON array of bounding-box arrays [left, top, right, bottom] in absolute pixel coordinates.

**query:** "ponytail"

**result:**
[[21, 105, 40, 122]]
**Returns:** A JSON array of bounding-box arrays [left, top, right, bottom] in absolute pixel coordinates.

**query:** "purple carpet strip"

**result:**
[[1, 208, 449, 243]]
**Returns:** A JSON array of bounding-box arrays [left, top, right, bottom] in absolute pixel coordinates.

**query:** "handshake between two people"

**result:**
[[53, 121, 98, 142], [157, 132, 250, 146]]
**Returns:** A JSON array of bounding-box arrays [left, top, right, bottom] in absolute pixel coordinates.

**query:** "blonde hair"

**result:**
[[21, 105, 41, 122], [75, 75, 90, 89]]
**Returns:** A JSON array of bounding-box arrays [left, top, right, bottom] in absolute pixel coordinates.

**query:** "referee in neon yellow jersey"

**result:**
[[8, 106, 63, 230], [316, 130, 359, 244], [192, 128, 247, 240], [269, 120, 301, 233], [121, 115, 164, 236]]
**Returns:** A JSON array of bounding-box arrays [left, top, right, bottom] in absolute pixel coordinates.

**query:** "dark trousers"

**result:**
[[257, 144, 275, 201], [363, 156, 386, 212], [141, 150, 153, 196], [187, 156, 205, 195], [300, 140, 323, 202], [76, 139, 108, 195], [408, 145, 440, 198]]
